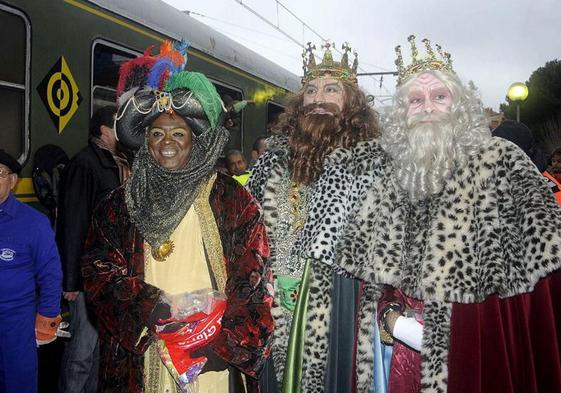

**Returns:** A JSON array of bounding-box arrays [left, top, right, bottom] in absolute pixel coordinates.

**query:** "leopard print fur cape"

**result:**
[[248, 135, 384, 268], [335, 136, 561, 392], [247, 136, 385, 390]]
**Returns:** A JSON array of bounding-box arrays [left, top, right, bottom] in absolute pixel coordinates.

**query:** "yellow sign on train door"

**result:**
[[37, 56, 82, 134]]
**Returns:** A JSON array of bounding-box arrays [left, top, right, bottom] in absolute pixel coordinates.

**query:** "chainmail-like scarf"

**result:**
[[125, 126, 229, 248]]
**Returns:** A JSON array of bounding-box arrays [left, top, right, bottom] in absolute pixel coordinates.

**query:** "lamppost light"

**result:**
[[507, 82, 529, 102], [507, 82, 529, 123]]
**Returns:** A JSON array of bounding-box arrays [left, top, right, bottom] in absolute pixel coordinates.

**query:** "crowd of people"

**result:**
[[1, 35, 561, 393]]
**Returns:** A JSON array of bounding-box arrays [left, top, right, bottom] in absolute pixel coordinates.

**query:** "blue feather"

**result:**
[[147, 58, 176, 89], [174, 39, 189, 54], [174, 39, 190, 70]]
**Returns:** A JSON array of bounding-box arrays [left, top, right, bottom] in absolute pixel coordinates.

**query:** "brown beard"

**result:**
[[273, 82, 381, 185], [289, 103, 342, 185]]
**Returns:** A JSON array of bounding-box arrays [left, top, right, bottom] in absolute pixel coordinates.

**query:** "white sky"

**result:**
[[162, 0, 561, 111]]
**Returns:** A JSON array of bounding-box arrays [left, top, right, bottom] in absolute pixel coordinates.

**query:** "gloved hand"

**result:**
[[147, 300, 172, 331], [35, 314, 68, 346], [191, 345, 227, 373]]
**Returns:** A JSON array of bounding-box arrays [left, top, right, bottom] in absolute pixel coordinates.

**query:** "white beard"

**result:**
[[393, 112, 457, 201]]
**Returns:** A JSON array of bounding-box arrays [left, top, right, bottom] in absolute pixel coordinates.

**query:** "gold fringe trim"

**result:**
[[194, 173, 227, 293]]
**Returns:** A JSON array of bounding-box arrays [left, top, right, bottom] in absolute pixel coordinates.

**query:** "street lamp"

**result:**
[[507, 82, 529, 123]]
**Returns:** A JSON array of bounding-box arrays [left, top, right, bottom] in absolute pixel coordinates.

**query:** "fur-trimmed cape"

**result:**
[[247, 136, 386, 392], [336, 137, 561, 392]]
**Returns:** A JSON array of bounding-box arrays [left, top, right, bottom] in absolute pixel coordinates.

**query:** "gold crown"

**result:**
[[395, 35, 454, 85], [302, 41, 358, 84]]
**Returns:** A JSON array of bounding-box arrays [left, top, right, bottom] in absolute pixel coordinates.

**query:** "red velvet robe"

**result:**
[[81, 173, 273, 393], [448, 270, 561, 393], [380, 270, 561, 393]]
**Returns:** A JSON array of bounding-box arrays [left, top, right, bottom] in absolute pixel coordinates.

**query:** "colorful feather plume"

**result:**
[[117, 40, 191, 97], [117, 39, 222, 130]]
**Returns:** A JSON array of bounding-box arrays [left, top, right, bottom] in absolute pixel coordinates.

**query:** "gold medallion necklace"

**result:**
[[151, 239, 175, 262]]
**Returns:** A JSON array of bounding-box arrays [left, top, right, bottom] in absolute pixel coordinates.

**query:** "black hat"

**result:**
[[0, 149, 22, 174]]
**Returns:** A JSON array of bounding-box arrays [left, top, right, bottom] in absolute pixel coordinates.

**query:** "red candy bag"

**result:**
[[155, 290, 227, 392]]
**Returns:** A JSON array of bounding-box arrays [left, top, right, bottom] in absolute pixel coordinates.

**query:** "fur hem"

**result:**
[[420, 300, 452, 393], [355, 284, 377, 393], [301, 261, 332, 391]]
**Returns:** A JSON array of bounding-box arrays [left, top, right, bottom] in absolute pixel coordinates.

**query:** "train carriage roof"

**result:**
[[88, 0, 301, 92]]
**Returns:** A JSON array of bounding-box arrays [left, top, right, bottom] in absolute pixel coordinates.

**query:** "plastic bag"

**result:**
[[155, 289, 227, 393]]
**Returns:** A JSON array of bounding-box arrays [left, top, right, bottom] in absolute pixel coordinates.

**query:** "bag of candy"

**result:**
[[155, 289, 227, 393]]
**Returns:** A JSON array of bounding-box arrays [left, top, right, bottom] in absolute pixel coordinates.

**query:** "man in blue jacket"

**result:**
[[0, 149, 63, 393]]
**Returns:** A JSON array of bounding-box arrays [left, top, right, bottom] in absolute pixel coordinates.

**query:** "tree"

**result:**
[[500, 60, 561, 153]]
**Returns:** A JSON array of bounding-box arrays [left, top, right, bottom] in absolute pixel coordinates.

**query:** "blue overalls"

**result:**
[[0, 194, 62, 393]]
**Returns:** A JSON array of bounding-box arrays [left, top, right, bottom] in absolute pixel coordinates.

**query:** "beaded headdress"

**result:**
[[302, 41, 358, 84], [395, 35, 454, 86], [115, 40, 225, 150]]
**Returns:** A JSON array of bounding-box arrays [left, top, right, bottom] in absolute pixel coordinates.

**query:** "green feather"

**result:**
[[165, 71, 222, 129]]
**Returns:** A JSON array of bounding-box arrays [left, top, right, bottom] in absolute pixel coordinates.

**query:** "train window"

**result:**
[[0, 5, 30, 161], [211, 81, 244, 152], [267, 101, 285, 133], [91, 40, 139, 113]]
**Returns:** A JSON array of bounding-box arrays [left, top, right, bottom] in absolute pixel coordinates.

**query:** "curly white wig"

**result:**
[[381, 70, 491, 201]]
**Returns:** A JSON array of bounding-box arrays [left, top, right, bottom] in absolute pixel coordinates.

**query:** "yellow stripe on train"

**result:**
[[14, 178, 39, 202]]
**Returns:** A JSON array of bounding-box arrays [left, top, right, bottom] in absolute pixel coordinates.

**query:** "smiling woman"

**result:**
[[148, 113, 194, 170], [81, 41, 274, 393]]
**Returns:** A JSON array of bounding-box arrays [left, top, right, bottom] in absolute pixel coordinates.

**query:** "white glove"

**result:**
[[392, 316, 423, 351]]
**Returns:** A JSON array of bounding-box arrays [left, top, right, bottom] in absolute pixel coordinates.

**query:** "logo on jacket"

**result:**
[[0, 248, 15, 261]]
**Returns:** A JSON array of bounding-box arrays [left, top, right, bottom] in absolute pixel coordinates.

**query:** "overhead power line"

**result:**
[[275, 0, 327, 43], [231, 0, 305, 48], [267, 0, 391, 92], [223, 0, 394, 97], [184, 10, 298, 43]]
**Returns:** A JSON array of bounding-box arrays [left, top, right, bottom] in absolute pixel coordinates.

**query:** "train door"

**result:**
[[0, 4, 31, 163]]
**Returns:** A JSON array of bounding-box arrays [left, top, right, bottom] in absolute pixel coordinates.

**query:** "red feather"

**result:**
[[116, 56, 157, 97]]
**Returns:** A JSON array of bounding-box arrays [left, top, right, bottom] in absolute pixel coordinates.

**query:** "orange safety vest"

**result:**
[[543, 171, 561, 205]]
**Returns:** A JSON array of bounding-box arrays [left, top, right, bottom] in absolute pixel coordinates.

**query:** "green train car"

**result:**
[[0, 0, 300, 202]]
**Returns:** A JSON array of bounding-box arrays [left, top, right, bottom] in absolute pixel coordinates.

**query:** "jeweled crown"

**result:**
[[395, 35, 454, 85], [302, 41, 358, 84]]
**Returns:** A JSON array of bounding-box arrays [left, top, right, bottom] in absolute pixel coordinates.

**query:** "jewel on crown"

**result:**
[[301, 41, 358, 84], [394, 35, 454, 85]]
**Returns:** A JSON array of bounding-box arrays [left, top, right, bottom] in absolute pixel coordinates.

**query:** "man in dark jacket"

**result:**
[[57, 106, 129, 393]]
